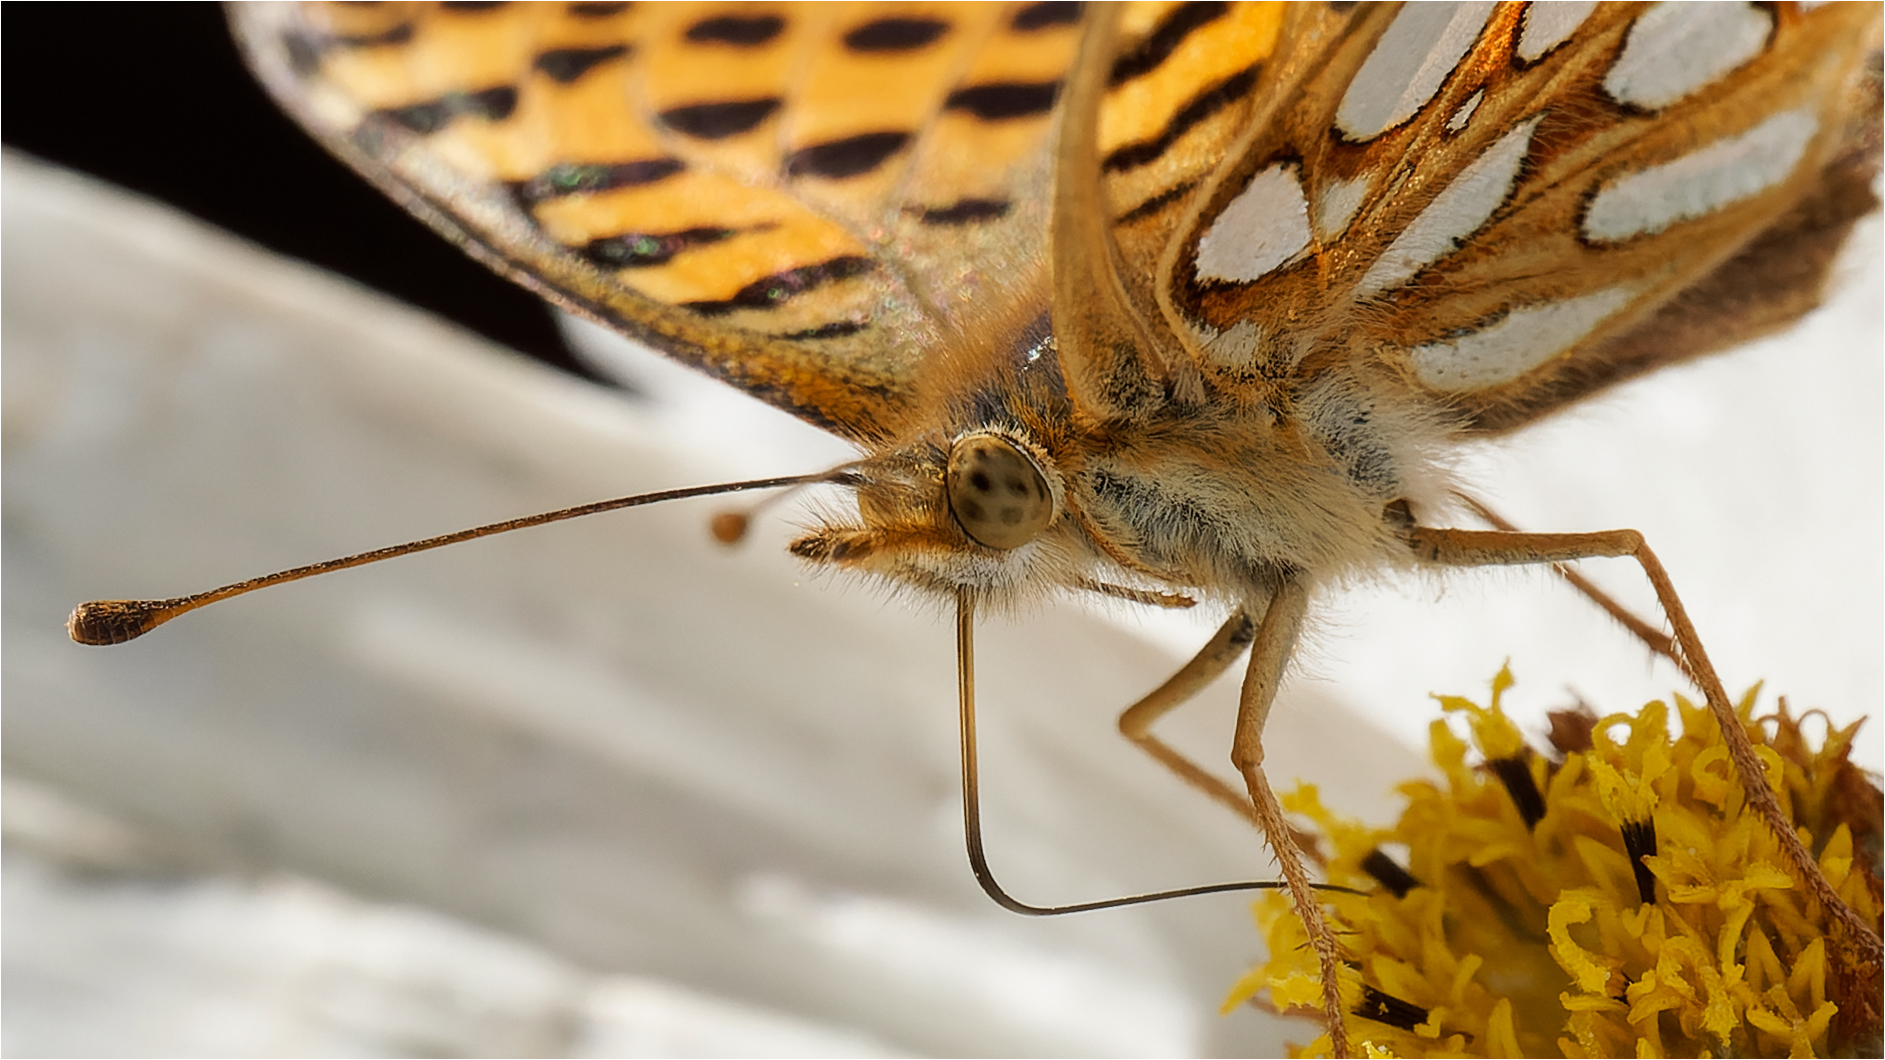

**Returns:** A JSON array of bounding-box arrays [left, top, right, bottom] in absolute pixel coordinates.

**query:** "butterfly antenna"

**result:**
[[710, 466, 864, 545], [952, 589, 1361, 914], [67, 474, 827, 646]]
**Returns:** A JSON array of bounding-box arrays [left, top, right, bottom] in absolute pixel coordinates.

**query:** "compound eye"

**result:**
[[945, 434, 1052, 550]]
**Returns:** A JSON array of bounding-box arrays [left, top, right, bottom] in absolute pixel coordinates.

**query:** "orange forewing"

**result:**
[[234, 1, 1088, 442]]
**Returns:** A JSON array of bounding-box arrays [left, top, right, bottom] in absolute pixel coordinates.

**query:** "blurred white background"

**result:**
[[4, 149, 1878, 1058]]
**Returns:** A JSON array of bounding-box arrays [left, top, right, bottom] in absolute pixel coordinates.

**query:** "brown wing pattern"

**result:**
[[232, 1, 1086, 442], [1123, 1, 1879, 431]]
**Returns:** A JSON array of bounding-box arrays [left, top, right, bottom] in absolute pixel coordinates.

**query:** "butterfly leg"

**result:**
[[1451, 491, 1680, 665], [1407, 523, 1884, 978], [1224, 578, 1353, 1057], [1115, 588, 1354, 1054], [1116, 609, 1266, 827], [1115, 610, 1327, 860]]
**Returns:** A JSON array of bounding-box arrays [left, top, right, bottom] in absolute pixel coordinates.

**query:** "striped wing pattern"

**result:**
[[234, 1, 1086, 442]]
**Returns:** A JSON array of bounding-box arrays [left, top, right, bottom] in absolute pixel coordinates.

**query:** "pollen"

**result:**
[[1226, 666, 1882, 1058]]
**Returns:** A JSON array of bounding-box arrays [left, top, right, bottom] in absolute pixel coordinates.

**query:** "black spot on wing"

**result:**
[[512, 158, 684, 203], [441, 1, 507, 11], [786, 320, 870, 339], [533, 43, 630, 83], [683, 256, 876, 316], [581, 227, 736, 268], [375, 86, 518, 135], [843, 18, 950, 52], [785, 132, 910, 179], [282, 30, 325, 75], [659, 98, 782, 139], [911, 198, 1012, 225], [1108, 1, 1227, 86], [685, 14, 785, 46], [944, 81, 1060, 121], [280, 19, 413, 72], [1012, 2, 1083, 31], [1102, 64, 1256, 171], [566, 2, 631, 17], [1114, 179, 1197, 224], [328, 22, 415, 49]]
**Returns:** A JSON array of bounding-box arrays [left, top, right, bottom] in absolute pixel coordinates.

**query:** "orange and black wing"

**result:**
[[232, 1, 1087, 442]]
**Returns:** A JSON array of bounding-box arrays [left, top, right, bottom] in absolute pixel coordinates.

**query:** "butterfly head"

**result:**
[[790, 427, 1088, 607]]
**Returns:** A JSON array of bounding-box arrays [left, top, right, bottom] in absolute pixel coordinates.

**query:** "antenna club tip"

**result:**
[[67, 600, 162, 645], [709, 511, 750, 545]]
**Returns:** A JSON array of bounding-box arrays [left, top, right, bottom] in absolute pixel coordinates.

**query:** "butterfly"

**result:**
[[64, 1, 1879, 1052]]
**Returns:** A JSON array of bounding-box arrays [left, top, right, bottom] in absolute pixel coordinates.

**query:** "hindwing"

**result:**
[[1116, 1, 1881, 430]]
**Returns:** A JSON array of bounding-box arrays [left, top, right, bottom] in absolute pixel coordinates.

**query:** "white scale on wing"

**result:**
[[1515, 0, 1597, 62], [1356, 114, 1542, 298], [1585, 107, 1820, 243], [1336, 1, 1497, 142], [1603, 1, 1772, 110], [1193, 163, 1313, 283], [1411, 284, 1638, 391]]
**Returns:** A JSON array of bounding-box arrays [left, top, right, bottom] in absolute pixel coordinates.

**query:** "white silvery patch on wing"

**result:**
[[1446, 89, 1484, 133], [1603, 1, 1772, 110], [1337, 1, 1497, 141], [1314, 176, 1370, 240], [1584, 107, 1818, 242], [1357, 114, 1542, 298], [1195, 163, 1312, 282], [1410, 285, 1637, 390], [1516, 0, 1598, 62]]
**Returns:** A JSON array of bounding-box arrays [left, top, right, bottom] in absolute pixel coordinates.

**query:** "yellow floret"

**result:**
[[1232, 667, 1881, 1058]]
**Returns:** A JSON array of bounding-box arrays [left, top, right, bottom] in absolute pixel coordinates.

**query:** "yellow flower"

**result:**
[[1227, 667, 1882, 1058]]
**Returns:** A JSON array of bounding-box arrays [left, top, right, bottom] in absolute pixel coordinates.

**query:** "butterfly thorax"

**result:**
[[1071, 369, 1451, 594], [792, 329, 1451, 611]]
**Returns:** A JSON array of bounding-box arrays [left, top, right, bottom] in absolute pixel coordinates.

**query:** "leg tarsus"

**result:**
[[1228, 580, 1352, 1057]]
